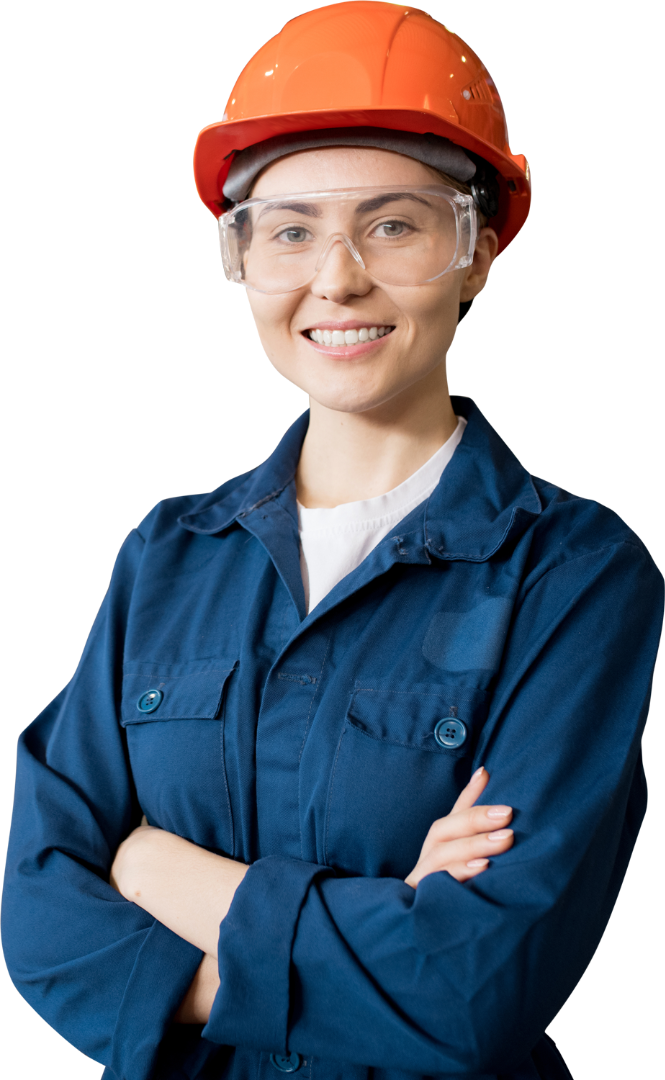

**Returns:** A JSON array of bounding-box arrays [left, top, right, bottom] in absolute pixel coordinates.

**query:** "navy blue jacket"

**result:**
[[3, 398, 663, 1080]]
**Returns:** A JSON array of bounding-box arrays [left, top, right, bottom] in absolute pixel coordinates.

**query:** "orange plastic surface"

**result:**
[[193, 2, 530, 253]]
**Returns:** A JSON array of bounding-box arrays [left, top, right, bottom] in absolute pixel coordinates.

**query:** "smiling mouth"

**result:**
[[305, 325, 395, 346]]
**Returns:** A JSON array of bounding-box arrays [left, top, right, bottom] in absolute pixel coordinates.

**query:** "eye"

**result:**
[[277, 226, 312, 243], [375, 220, 406, 238]]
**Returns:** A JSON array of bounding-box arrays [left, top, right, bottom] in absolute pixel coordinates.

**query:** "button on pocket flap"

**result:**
[[120, 660, 237, 725], [347, 682, 489, 752]]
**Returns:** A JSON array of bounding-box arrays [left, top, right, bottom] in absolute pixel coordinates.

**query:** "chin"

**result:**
[[305, 378, 408, 415]]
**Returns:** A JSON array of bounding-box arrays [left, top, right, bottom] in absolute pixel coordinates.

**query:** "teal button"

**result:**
[[434, 717, 467, 748], [137, 689, 163, 714], [270, 1053, 302, 1073]]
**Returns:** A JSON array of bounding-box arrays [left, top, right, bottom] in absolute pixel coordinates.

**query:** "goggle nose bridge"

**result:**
[[314, 232, 366, 274]]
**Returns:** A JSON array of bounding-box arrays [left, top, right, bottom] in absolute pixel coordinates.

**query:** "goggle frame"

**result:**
[[217, 184, 478, 294]]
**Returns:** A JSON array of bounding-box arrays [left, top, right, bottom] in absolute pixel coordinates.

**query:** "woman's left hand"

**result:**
[[111, 816, 160, 894]]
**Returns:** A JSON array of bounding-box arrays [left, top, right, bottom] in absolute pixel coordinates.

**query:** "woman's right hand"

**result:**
[[405, 767, 514, 888]]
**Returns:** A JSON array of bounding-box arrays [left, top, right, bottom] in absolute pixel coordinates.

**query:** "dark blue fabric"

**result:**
[[2, 397, 662, 1080]]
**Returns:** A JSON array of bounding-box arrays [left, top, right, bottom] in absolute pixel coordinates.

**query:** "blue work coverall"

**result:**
[[3, 397, 663, 1080]]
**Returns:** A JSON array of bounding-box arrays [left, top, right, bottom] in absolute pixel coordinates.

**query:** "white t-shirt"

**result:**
[[298, 417, 467, 613]]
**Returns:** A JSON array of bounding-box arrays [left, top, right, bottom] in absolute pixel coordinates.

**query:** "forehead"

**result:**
[[250, 146, 438, 199]]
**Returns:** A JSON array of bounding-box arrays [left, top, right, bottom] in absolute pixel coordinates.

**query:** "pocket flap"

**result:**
[[120, 660, 237, 725], [348, 682, 489, 751]]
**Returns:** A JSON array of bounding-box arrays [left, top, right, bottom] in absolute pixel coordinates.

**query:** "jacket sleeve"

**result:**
[[203, 539, 663, 1075], [2, 529, 203, 1080]]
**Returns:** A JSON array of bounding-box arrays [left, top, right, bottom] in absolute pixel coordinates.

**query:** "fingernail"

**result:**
[[486, 805, 511, 818], [488, 829, 513, 840], [467, 858, 489, 868], [472, 766, 485, 780]]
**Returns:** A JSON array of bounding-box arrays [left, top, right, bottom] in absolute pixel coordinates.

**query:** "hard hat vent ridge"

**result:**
[[462, 78, 496, 105]]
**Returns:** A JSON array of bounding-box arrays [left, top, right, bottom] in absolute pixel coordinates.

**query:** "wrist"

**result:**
[[174, 953, 219, 1024]]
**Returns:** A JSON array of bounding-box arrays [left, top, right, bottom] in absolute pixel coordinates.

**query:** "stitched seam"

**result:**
[[353, 687, 486, 701], [324, 724, 348, 866], [123, 667, 235, 680], [277, 673, 318, 685], [238, 484, 291, 517], [219, 678, 235, 858], [346, 720, 463, 753], [299, 633, 332, 860]]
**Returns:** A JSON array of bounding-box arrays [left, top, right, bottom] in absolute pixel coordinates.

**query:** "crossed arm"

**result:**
[[110, 765, 514, 1023], [111, 839, 248, 1023]]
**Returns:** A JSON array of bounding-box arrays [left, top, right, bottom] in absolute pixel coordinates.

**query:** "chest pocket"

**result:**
[[324, 683, 490, 879], [120, 660, 237, 856]]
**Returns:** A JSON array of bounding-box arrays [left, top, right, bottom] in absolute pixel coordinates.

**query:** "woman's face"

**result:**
[[246, 147, 496, 414]]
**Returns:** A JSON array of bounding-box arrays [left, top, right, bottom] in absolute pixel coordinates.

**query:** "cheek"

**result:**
[[397, 281, 460, 349], [246, 293, 272, 336], [247, 294, 298, 356], [245, 295, 295, 332]]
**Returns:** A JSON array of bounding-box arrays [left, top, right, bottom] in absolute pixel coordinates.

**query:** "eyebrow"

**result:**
[[255, 192, 433, 221], [257, 200, 323, 220], [353, 192, 432, 213]]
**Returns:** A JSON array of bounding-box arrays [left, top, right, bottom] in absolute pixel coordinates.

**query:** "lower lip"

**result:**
[[302, 332, 394, 359]]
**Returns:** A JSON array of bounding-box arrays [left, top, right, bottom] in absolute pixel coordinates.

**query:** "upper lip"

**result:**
[[303, 320, 393, 331]]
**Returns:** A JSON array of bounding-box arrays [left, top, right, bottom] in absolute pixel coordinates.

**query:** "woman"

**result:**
[[3, 4, 662, 1080]]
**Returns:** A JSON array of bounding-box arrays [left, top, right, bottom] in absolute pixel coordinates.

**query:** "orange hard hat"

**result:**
[[193, 1, 530, 254]]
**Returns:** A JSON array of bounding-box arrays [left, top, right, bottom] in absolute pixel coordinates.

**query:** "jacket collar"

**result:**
[[178, 412, 309, 535], [423, 396, 541, 561], [178, 397, 541, 562]]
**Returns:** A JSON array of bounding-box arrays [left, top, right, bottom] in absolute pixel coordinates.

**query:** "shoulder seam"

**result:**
[[532, 538, 654, 590]]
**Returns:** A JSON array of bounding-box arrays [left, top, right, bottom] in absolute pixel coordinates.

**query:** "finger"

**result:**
[[415, 828, 515, 880], [446, 828, 515, 866], [426, 803, 513, 846], [450, 766, 490, 814], [446, 858, 490, 884], [406, 827, 515, 888], [406, 855, 491, 888]]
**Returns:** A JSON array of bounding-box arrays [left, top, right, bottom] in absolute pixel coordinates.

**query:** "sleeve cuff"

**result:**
[[109, 919, 203, 1080], [203, 856, 331, 1052]]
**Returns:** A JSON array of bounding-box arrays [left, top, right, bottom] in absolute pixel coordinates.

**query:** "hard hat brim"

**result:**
[[194, 107, 530, 255]]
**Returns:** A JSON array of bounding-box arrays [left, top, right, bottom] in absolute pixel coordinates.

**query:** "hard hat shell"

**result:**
[[193, 2, 530, 254]]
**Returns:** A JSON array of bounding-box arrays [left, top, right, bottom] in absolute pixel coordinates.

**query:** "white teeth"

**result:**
[[308, 326, 392, 346]]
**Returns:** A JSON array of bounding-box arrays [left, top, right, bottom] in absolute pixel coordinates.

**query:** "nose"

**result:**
[[310, 234, 373, 303]]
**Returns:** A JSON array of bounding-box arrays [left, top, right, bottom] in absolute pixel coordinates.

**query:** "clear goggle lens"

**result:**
[[218, 185, 477, 294]]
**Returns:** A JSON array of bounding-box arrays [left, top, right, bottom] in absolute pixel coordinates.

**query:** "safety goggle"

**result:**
[[217, 185, 477, 294]]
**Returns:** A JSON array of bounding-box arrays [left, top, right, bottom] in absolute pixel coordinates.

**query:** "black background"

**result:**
[[3, 4, 660, 1075]]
